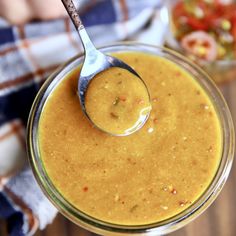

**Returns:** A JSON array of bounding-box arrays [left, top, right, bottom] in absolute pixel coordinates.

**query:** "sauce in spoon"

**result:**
[[85, 67, 151, 135]]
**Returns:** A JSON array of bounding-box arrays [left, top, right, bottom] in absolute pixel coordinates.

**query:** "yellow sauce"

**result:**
[[85, 68, 151, 135], [39, 52, 222, 225]]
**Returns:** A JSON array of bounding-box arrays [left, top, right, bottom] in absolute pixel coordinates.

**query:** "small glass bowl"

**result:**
[[27, 43, 234, 236], [166, 0, 236, 84]]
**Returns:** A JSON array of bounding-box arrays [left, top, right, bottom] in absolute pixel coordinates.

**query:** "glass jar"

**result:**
[[27, 43, 234, 236]]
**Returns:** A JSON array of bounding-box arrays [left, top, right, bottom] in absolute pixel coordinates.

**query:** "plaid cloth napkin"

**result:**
[[0, 0, 168, 235]]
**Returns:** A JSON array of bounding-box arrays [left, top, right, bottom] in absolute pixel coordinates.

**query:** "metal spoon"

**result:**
[[61, 0, 151, 135]]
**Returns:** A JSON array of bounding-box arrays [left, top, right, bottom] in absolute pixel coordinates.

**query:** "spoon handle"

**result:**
[[61, 0, 84, 30], [61, 0, 96, 53]]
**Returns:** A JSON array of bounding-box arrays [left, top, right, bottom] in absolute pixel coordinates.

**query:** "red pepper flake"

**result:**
[[179, 200, 187, 207], [83, 186, 88, 192], [207, 145, 213, 152], [171, 189, 177, 195], [200, 103, 209, 110], [153, 118, 158, 124], [152, 97, 158, 102], [119, 95, 127, 102], [176, 71, 181, 77]]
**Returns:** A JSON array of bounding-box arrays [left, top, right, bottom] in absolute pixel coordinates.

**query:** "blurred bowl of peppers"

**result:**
[[166, 0, 236, 84]]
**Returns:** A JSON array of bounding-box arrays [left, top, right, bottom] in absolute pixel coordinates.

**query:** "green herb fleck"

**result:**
[[130, 204, 139, 212], [113, 97, 120, 106], [110, 112, 119, 119]]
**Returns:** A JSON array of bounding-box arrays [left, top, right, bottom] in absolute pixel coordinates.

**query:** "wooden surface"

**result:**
[[34, 79, 236, 236]]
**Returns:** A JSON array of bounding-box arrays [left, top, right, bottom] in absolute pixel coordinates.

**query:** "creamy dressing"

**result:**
[[39, 52, 222, 225]]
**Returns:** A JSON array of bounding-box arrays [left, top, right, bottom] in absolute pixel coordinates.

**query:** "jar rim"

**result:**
[[27, 42, 235, 236]]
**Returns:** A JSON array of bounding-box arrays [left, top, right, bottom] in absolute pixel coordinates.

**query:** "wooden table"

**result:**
[[35, 79, 236, 236]]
